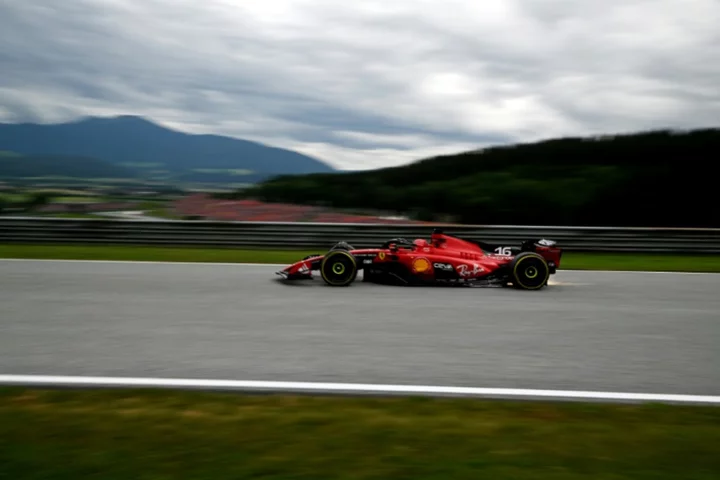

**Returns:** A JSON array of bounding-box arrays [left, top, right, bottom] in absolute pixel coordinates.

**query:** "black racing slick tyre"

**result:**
[[330, 241, 355, 251], [320, 250, 358, 286], [510, 252, 550, 290]]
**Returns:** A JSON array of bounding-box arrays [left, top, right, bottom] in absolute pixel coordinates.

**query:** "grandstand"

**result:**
[[172, 194, 425, 224]]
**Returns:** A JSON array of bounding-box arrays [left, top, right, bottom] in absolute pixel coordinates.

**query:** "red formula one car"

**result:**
[[276, 228, 562, 289]]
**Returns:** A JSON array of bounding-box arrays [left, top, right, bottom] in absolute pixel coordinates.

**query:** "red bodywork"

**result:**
[[276, 230, 562, 288]]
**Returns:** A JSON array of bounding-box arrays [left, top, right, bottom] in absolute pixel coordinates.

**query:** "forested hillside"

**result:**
[[229, 128, 720, 227]]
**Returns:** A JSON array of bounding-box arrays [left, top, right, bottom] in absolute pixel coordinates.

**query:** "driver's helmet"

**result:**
[[413, 239, 428, 248]]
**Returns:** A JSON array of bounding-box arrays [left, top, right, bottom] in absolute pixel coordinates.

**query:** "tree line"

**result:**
[[220, 128, 720, 227]]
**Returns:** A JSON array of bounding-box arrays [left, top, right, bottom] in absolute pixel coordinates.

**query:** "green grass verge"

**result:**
[[0, 244, 718, 271], [560, 252, 720, 272], [0, 244, 312, 264], [0, 388, 718, 479]]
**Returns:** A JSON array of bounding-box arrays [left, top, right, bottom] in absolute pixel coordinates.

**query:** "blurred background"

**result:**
[[1, 1, 719, 479]]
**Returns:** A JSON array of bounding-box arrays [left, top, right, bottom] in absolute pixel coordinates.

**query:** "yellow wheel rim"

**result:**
[[512, 255, 549, 290], [320, 251, 357, 286]]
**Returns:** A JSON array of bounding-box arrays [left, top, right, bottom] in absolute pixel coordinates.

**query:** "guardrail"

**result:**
[[1, 217, 719, 253]]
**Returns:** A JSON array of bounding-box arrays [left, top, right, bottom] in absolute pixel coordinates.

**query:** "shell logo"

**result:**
[[412, 257, 431, 273]]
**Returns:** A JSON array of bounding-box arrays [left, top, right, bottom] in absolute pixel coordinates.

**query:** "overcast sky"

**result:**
[[1, 0, 718, 170]]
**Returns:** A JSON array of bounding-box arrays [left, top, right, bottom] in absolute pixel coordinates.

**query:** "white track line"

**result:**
[[0, 374, 718, 404], [0, 258, 716, 274]]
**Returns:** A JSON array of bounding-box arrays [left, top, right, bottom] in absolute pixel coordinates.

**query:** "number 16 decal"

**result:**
[[494, 246, 512, 255]]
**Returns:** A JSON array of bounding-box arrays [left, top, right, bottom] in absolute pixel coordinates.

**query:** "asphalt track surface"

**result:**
[[1, 259, 719, 401]]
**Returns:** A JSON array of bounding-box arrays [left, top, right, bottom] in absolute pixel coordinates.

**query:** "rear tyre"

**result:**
[[320, 250, 358, 286], [510, 252, 549, 290]]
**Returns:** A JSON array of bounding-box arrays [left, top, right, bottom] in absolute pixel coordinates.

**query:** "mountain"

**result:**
[[0, 151, 140, 180], [0, 115, 335, 184]]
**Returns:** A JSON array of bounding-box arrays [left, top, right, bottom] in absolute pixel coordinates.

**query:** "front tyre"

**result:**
[[330, 241, 355, 251], [510, 252, 549, 290], [320, 250, 358, 286]]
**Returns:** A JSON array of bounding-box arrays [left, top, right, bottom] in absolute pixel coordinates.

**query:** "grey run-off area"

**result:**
[[1, 260, 719, 400]]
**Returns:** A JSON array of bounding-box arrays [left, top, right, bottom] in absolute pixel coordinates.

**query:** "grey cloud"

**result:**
[[0, 0, 718, 169]]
